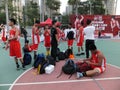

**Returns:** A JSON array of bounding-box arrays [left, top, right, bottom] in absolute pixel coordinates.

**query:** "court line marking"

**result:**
[[107, 64, 120, 70], [1, 76, 120, 87], [8, 67, 33, 90], [7, 63, 120, 89]]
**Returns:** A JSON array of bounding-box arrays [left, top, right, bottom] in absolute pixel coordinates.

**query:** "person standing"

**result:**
[[66, 23, 76, 50], [32, 20, 40, 60], [6, 18, 25, 70], [0, 24, 7, 48], [84, 19, 95, 58], [44, 25, 51, 56], [76, 22, 84, 56], [21, 27, 27, 43], [51, 20, 58, 62]]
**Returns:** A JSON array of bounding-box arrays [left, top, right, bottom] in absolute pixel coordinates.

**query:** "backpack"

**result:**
[[33, 53, 45, 68], [57, 60, 77, 79], [67, 31, 74, 40], [39, 60, 49, 74], [76, 62, 92, 72], [23, 53, 32, 65], [64, 49, 73, 59], [46, 55, 56, 66], [58, 52, 66, 60]]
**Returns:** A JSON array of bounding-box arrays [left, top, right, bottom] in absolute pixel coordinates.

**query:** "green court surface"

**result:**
[[0, 38, 120, 90]]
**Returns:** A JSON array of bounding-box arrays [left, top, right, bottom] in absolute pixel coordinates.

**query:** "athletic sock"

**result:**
[[82, 72, 87, 76], [48, 50, 51, 55], [46, 51, 48, 56], [22, 63, 26, 70]]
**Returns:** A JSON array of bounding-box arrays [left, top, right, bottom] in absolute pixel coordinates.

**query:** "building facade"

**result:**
[[103, 0, 117, 15]]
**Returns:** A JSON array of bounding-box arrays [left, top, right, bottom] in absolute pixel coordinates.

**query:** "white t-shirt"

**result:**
[[84, 26, 95, 40], [64, 28, 76, 38]]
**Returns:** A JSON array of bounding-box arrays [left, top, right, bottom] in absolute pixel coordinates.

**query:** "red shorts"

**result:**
[[68, 39, 74, 46], [77, 36, 84, 46], [44, 42, 51, 48], [9, 41, 22, 58], [33, 44, 39, 51], [77, 41, 83, 46]]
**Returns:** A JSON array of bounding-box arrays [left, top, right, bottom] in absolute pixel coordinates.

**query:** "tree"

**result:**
[[24, 1, 40, 26], [68, 0, 105, 15], [0, 0, 19, 24], [46, 0, 61, 17], [68, 0, 80, 14], [61, 15, 69, 24], [78, 0, 105, 15], [0, 1, 6, 24]]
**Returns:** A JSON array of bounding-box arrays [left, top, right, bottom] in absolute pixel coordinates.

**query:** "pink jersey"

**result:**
[[32, 26, 40, 44]]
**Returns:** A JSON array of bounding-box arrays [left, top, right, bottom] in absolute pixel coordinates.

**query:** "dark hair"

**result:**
[[35, 20, 40, 24], [25, 40, 29, 44], [81, 21, 84, 26], [9, 18, 16, 25], [89, 44, 97, 51], [69, 23, 72, 26], [52, 20, 57, 25], [86, 19, 91, 25]]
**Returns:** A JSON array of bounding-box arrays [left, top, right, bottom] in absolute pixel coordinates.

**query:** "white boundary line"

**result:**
[[1, 77, 120, 87], [7, 63, 120, 89], [107, 63, 120, 70], [8, 68, 33, 90]]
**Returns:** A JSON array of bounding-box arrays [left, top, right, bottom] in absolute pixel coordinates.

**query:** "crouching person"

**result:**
[[77, 44, 106, 78]]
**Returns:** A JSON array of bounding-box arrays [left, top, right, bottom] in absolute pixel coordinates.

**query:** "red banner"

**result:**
[[70, 15, 120, 37]]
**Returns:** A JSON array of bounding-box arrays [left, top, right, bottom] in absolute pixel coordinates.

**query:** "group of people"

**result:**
[[0, 18, 106, 78]]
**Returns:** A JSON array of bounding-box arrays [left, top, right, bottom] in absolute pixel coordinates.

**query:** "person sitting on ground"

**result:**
[[77, 44, 106, 78]]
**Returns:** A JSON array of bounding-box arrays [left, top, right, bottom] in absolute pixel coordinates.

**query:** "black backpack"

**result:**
[[46, 55, 56, 66], [67, 31, 74, 40], [39, 60, 49, 74], [62, 60, 77, 74], [57, 60, 77, 79], [58, 52, 66, 60], [23, 53, 32, 65], [64, 49, 73, 59]]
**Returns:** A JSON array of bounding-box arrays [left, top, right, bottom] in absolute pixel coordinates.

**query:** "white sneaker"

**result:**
[[77, 72, 83, 78]]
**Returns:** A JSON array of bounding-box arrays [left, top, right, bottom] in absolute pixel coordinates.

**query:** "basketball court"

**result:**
[[0, 38, 120, 90]]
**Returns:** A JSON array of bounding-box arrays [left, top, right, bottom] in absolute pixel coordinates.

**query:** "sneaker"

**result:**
[[80, 52, 85, 55], [22, 64, 26, 70], [76, 53, 81, 56], [16, 64, 20, 70], [77, 72, 83, 78]]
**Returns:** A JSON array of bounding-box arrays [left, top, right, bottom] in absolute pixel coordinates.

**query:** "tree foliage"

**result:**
[[46, 0, 61, 17], [24, 1, 40, 26], [68, 0, 105, 15]]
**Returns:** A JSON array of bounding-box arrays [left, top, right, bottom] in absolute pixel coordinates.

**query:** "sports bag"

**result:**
[[58, 52, 66, 60], [33, 53, 45, 68], [57, 60, 77, 79], [23, 53, 32, 65]]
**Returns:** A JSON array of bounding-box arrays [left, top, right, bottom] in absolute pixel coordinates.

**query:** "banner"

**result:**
[[70, 15, 120, 37]]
